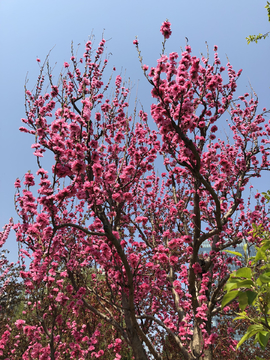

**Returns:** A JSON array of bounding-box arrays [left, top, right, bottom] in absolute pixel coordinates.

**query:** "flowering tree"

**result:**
[[0, 220, 26, 356], [0, 220, 23, 316], [0, 265, 133, 359], [5, 21, 270, 359], [0, 220, 16, 310], [0, 221, 24, 322]]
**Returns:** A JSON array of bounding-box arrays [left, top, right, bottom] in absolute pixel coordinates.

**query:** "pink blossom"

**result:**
[[24, 173, 35, 186], [55, 292, 69, 305], [71, 160, 86, 174], [14, 178, 21, 188], [169, 255, 178, 266], [15, 319, 25, 329], [83, 107, 91, 121], [205, 333, 218, 345], [92, 163, 103, 178], [192, 262, 202, 274], [160, 20, 172, 39], [158, 253, 168, 263]]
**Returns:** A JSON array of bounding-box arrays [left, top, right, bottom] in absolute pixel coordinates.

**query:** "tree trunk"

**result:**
[[122, 293, 149, 360], [202, 346, 212, 360], [191, 321, 212, 360]]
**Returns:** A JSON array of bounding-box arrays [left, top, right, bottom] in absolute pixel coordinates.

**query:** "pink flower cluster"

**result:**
[[160, 20, 172, 39]]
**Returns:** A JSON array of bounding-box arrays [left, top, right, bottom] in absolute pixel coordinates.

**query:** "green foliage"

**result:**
[[246, 33, 270, 44], [222, 225, 270, 350], [262, 190, 270, 203], [223, 249, 243, 257], [266, 1, 270, 22], [246, 2, 270, 44]]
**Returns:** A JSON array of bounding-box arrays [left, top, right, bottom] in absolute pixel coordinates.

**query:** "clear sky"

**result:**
[[1, 0, 270, 261]]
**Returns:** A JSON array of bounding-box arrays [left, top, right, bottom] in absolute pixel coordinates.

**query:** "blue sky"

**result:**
[[1, 0, 270, 261]]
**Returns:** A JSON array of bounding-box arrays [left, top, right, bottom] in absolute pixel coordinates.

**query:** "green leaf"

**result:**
[[224, 281, 240, 292], [234, 313, 248, 321], [257, 277, 263, 287], [222, 291, 239, 308], [255, 247, 269, 262], [259, 317, 270, 329], [258, 331, 270, 349], [259, 273, 270, 284], [223, 250, 243, 257], [246, 290, 258, 305], [237, 290, 257, 310], [266, 1, 270, 22], [255, 249, 265, 262], [249, 324, 265, 332], [225, 279, 254, 292], [235, 267, 252, 279], [262, 191, 270, 203], [234, 279, 254, 288], [238, 292, 248, 311], [236, 330, 257, 349], [236, 324, 264, 349], [224, 277, 240, 291]]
